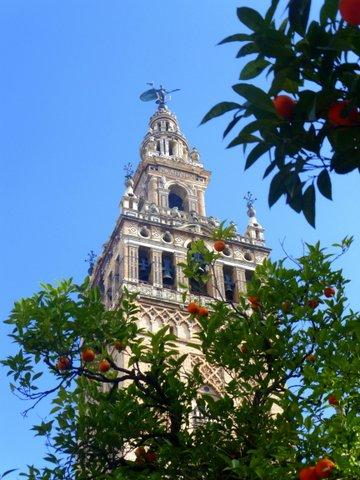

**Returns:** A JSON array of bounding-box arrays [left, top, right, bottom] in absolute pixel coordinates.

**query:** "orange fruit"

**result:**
[[328, 394, 339, 406], [315, 458, 336, 478], [273, 95, 296, 120], [305, 354, 316, 362], [135, 446, 146, 458], [99, 359, 111, 373], [281, 300, 291, 313], [145, 451, 157, 463], [187, 302, 200, 315], [299, 466, 319, 480], [239, 342, 248, 354], [248, 295, 261, 309], [81, 348, 95, 363], [307, 298, 319, 309], [328, 101, 358, 126], [114, 340, 126, 352], [56, 356, 71, 370], [198, 306, 209, 317], [339, 0, 360, 25], [323, 287, 335, 298], [214, 240, 226, 252]]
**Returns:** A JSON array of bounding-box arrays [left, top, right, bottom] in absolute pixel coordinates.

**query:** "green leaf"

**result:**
[[302, 183, 316, 227], [240, 58, 270, 80], [232, 83, 275, 114], [317, 169, 332, 200], [237, 7, 265, 31], [218, 33, 251, 45], [223, 114, 243, 139], [320, 0, 338, 26], [200, 102, 242, 125], [1, 470, 18, 479], [227, 132, 260, 148], [265, 0, 281, 23], [263, 160, 276, 179], [245, 142, 269, 170], [236, 42, 258, 58], [268, 169, 289, 207], [288, 0, 311, 36]]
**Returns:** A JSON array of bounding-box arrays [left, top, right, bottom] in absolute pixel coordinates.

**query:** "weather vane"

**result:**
[[124, 162, 134, 180], [85, 250, 97, 275], [140, 82, 180, 108], [244, 191, 257, 217]]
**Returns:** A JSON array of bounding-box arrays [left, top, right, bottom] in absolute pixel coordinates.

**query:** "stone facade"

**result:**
[[91, 105, 270, 395]]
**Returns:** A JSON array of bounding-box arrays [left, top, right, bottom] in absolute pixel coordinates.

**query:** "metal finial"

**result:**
[[244, 191, 257, 217], [140, 83, 180, 108], [85, 250, 97, 275]]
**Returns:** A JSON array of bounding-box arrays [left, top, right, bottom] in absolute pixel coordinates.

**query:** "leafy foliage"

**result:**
[[201, 0, 360, 226], [2, 238, 360, 478]]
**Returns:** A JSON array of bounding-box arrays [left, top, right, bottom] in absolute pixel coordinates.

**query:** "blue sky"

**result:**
[[1, 0, 359, 474]]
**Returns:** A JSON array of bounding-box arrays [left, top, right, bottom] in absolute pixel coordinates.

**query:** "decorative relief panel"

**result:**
[[189, 354, 224, 395]]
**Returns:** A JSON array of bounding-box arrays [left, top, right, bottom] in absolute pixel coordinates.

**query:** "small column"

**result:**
[[151, 250, 163, 288], [175, 252, 188, 289], [235, 268, 247, 298], [126, 245, 139, 283], [213, 263, 225, 300], [148, 177, 158, 205], [197, 189, 206, 216]]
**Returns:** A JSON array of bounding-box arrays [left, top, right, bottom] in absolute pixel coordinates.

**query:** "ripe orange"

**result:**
[[307, 298, 319, 309], [328, 394, 339, 406], [114, 340, 126, 352], [56, 356, 71, 371], [135, 446, 146, 458], [187, 302, 200, 315], [248, 295, 261, 309], [339, 0, 360, 25], [239, 342, 248, 354], [81, 348, 96, 363], [145, 451, 157, 463], [198, 306, 209, 317], [299, 466, 319, 480], [281, 300, 291, 313], [306, 354, 316, 362], [315, 458, 336, 478], [273, 95, 296, 120], [328, 101, 358, 126], [323, 286, 335, 298], [214, 240, 226, 252], [99, 359, 111, 373]]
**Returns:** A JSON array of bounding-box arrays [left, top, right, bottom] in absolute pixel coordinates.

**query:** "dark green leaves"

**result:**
[[237, 7, 265, 31], [317, 169, 332, 200], [218, 33, 251, 45], [240, 58, 270, 80], [200, 102, 242, 125], [232, 84, 275, 114], [245, 142, 269, 170], [288, 0, 311, 36], [302, 183, 316, 227]]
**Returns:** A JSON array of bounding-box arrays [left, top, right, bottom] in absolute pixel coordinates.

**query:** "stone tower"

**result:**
[[90, 103, 270, 397]]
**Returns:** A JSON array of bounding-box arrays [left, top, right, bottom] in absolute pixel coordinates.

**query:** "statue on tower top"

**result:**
[[244, 191, 257, 218], [140, 82, 180, 108]]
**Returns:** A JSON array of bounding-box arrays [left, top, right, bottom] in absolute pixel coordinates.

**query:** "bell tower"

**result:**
[[91, 94, 270, 396]]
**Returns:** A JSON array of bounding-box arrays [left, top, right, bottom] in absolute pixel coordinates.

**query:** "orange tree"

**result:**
[[201, 0, 360, 226], [2, 237, 360, 479]]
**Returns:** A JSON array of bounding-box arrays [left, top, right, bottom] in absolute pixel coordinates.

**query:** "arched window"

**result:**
[[156, 141, 161, 154], [168, 184, 188, 211], [138, 247, 151, 283], [245, 269, 254, 284], [187, 243, 208, 296], [162, 252, 175, 288], [223, 266, 235, 302]]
